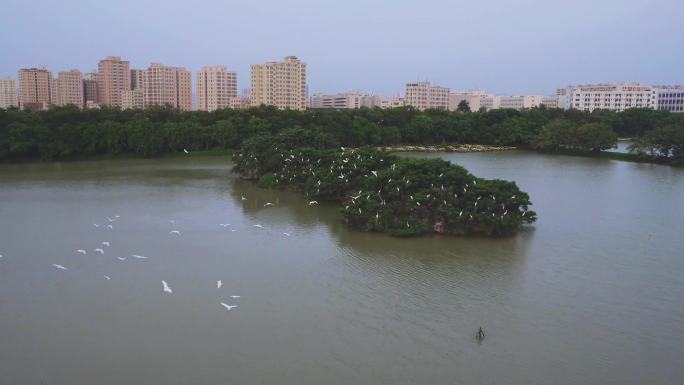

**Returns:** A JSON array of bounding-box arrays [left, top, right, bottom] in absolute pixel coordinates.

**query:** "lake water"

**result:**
[[1, 151, 683, 385], [607, 140, 634, 154]]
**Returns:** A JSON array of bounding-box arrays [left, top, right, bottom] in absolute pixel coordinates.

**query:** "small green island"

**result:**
[[233, 128, 536, 237]]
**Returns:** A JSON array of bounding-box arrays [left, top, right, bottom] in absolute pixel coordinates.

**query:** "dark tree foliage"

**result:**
[[456, 100, 471, 113], [1, 105, 681, 161], [532, 120, 618, 152], [628, 123, 684, 163], [233, 128, 537, 237]]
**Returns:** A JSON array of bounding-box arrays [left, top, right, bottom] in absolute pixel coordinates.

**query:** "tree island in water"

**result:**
[[233, 128, 536, 237]]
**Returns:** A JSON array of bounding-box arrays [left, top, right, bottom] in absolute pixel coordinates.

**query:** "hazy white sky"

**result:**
[[1, 0, 682, 96]]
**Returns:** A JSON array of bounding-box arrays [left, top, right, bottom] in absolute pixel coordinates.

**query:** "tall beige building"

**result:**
[[18, 67, 53, 110], [0, 77, 18, 109], [251, 56, 307, 110], [196, 66, 237, 111], [142, 63, 192, 111], [54, 70, 84, 108], [405, 81, 450, 110], [97, 56, 130, 108]]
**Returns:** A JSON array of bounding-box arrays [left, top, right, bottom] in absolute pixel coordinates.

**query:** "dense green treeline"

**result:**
[[233, 128, 536, 237], [1, 104, 683, 161]]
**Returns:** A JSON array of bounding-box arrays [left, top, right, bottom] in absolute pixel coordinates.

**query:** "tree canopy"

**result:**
[[233, 128, 537, 237], [1, 105, 682, 161]]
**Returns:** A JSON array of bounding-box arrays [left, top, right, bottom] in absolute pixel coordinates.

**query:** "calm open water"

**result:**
[[0, 151, 682, 385]]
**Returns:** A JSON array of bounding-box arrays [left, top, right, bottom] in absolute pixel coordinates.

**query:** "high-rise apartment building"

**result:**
[[251, 56, 307, 110], [18, 67, 53, 110], [82, 72, 98, 108], [142, 63, 192, 111], [405, 82, 450, 110], [196, 66, 237, 111], [309, 92, 381, 109], [54, 70, 84, 108], [561, 83, 654, 112], [0, 77, 18, 109], [130, 69, 144, 90], [97, 56, 130, 108]]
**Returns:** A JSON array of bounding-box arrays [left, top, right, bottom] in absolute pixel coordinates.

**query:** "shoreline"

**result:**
[[0, 148, 237, 164], [379, 144, 516, 153]]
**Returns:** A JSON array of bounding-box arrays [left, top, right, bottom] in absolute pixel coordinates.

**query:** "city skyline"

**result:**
[[1, 0, 682, 96]]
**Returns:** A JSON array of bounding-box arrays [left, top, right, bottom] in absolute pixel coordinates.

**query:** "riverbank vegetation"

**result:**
[[1, 105, 682, 163], [233, 128, 537, 237]]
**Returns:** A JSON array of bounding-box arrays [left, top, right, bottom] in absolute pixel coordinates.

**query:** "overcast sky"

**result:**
[[1, 0, 682, 96]]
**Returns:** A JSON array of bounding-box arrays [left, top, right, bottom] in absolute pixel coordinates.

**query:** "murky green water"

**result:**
[[0, 151, 682, 385]]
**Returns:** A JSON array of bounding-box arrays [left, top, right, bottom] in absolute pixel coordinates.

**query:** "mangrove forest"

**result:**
[[1, 105, 683, 164], [233, 128, 537, 237]]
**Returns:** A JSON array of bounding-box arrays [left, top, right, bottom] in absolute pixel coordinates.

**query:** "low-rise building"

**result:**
[[497, 95, 547, 110], [562, 83, 654, 112], [380, 97, 405, 109], [229, 96, 251, 109], [405, 81, 450, 110], [448, 91, 489, 111], [309, 92, 381, 109], [653, 86, 684, 112]]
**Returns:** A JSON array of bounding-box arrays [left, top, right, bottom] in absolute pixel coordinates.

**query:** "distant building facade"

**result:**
[[82, 72, 98, 108], [196, 66, 237, 111], [142, 63, 192, 111], [405, 82, 449, 110], [229, 96, 251, 109], [653, 86, 684, 112], [541, 95, 557, 108], [121, 88, 144, 110], [0, 77, 18, 109], [54, 70, 84, 108], [97, 56, 130, 108], [130, 69, 144, 90], [380, 97, 406, 109], [497, 95, 548, 110], [251, 56, 307, 110], [561, 83, 654, 112], [18, 67, 53, 110], [309, 92, 381, 109], [448, 91, 489, 111]]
